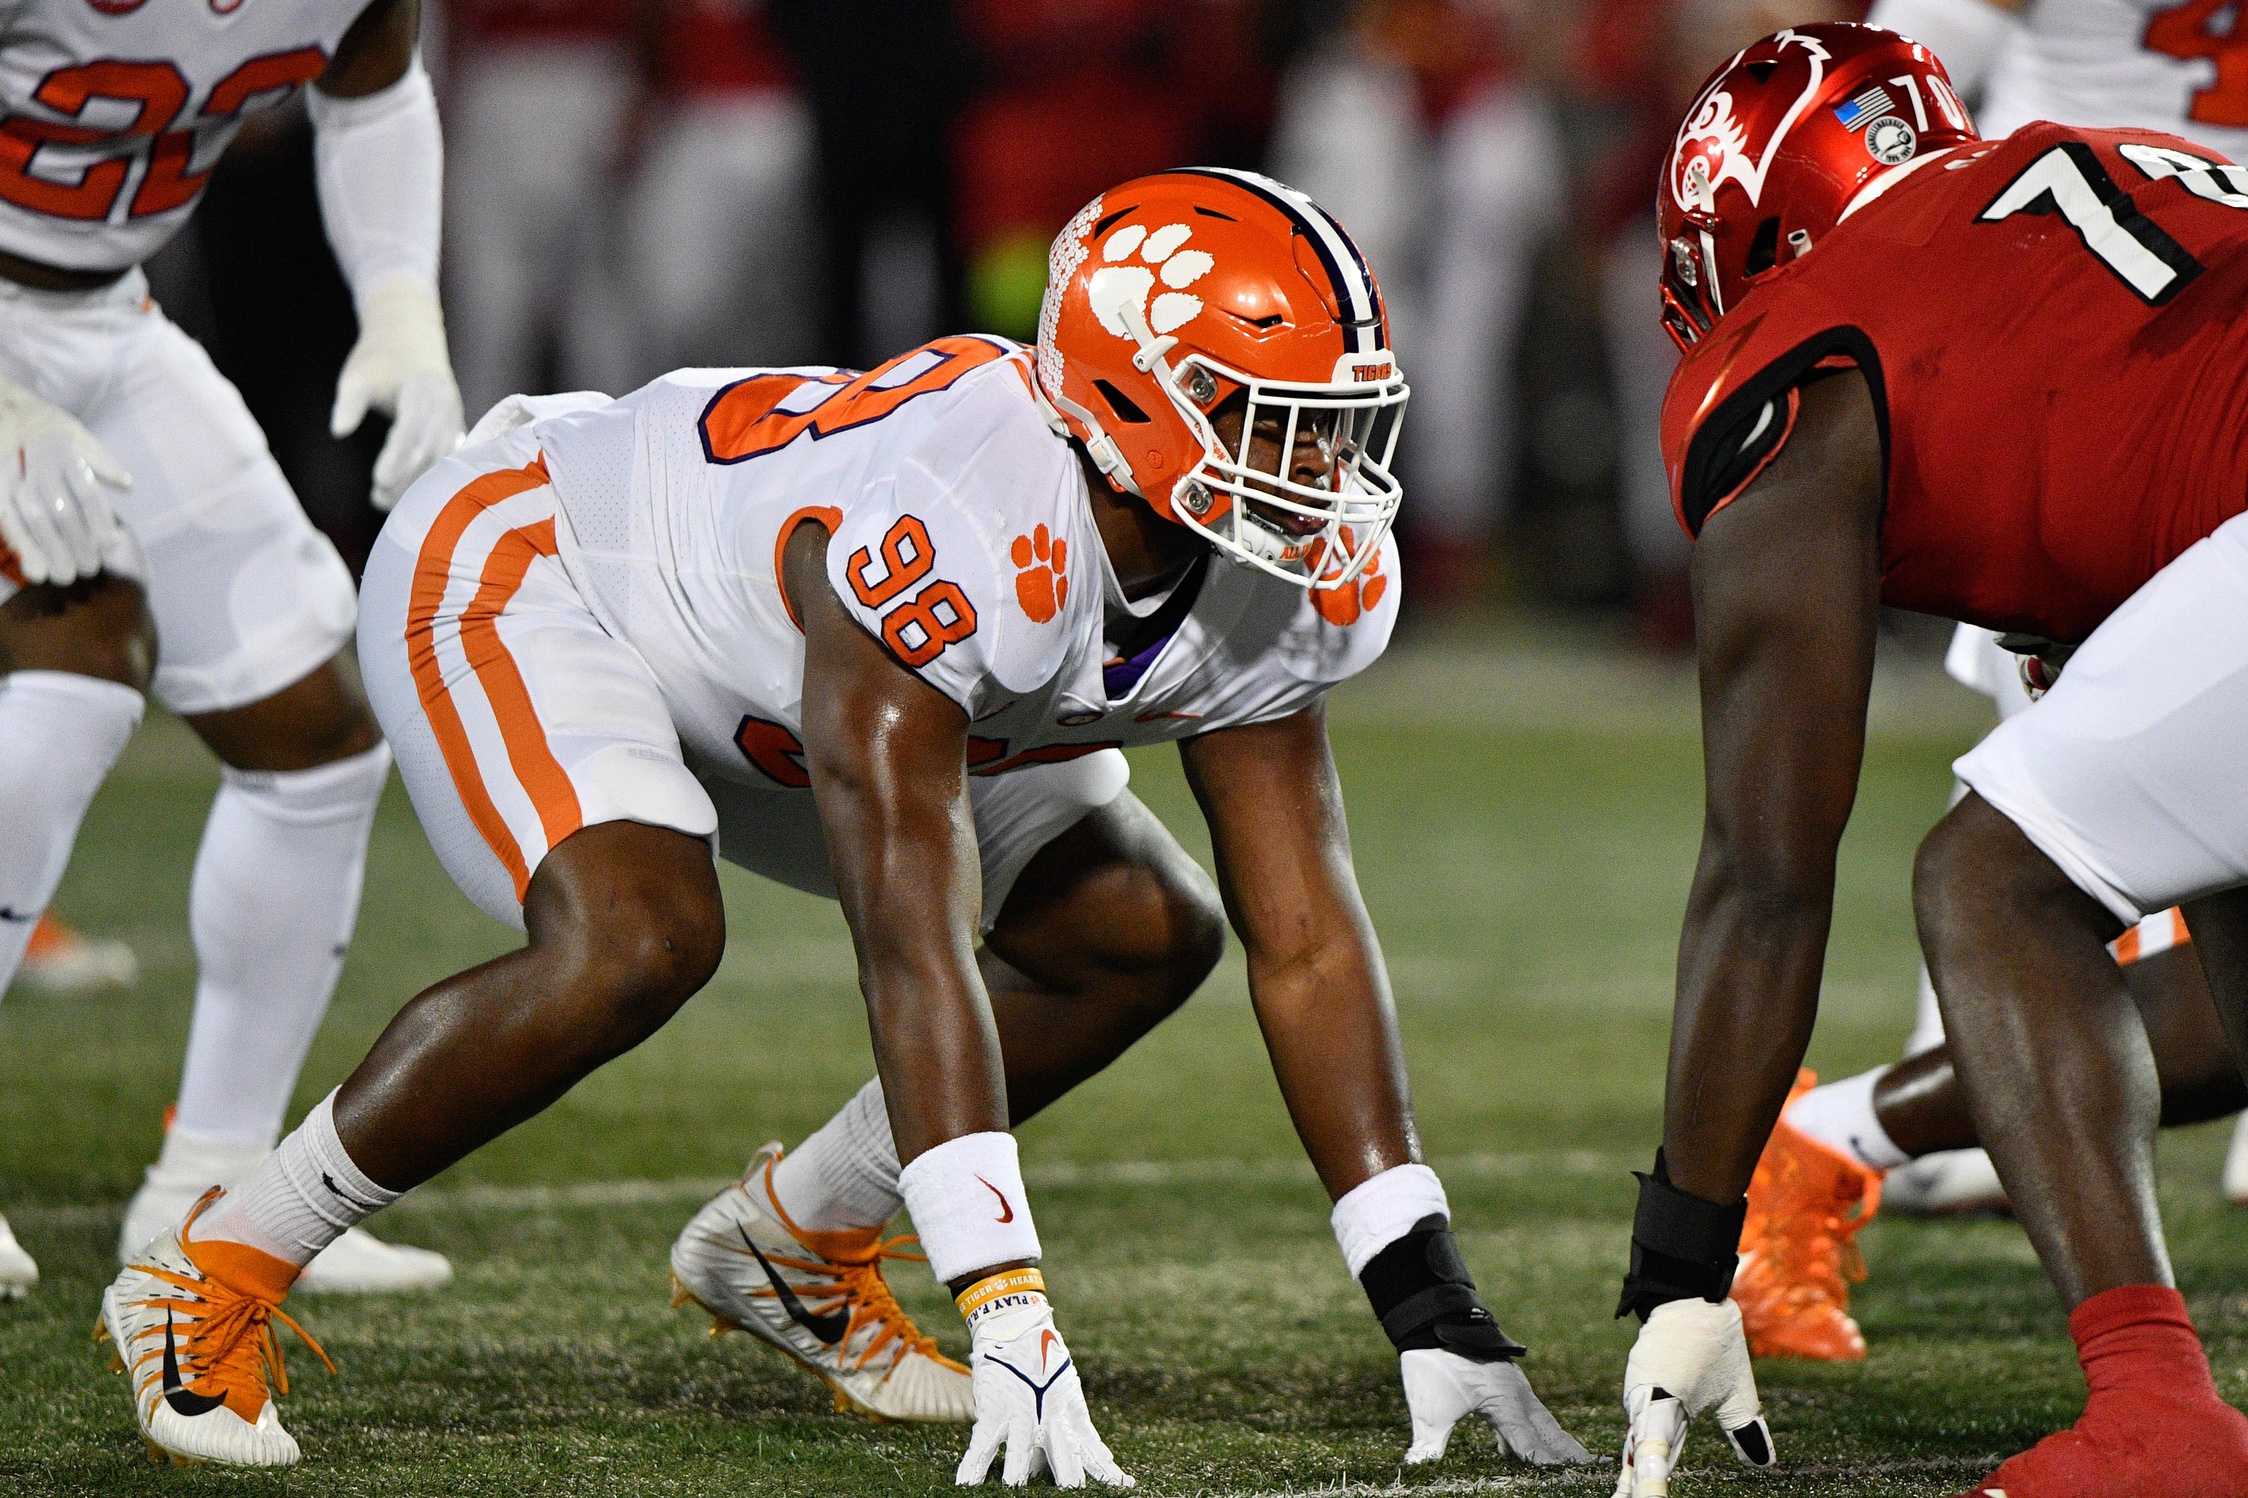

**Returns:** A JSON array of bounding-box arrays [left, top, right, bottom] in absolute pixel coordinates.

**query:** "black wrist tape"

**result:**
[[1614, 1150, 1747, 1323], [1359, 1213, 1527, 1363]]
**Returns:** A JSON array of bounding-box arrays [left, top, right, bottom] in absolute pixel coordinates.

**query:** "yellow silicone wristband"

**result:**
[[954, 1267, 1046, 1320]]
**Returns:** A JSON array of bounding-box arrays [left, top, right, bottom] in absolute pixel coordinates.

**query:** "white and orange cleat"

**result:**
[[96, 1190, 330, 1467], [670, 1143, 973, 1423], [1730, 1070, 1883, 1362], [14, 913, 137, 994]]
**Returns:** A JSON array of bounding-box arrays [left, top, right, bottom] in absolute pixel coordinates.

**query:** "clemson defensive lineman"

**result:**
[[99, 168, 1594, 1478], [1606, 22, 2248, 1498], [0, 0, 466, 1300]]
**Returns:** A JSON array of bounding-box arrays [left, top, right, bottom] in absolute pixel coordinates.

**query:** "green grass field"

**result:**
[[2, 627, 2242, 1496]]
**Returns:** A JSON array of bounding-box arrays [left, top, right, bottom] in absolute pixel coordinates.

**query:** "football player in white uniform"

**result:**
[[99, 168, 1595, 1478], [0, 0, 462, 1301]]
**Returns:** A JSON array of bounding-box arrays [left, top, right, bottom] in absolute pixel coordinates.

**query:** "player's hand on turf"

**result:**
[[332, 275, 465, 512], [1402, 1348, 1594, 1465], [1614, 1297, 1774, 1497], [0, 377, 129, 587], [957, 1302, 1131, 1488]]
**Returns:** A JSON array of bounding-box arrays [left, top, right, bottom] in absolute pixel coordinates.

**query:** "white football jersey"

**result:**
[[528, 335, 1399, 793], [1983, 0, 2248, 161], [0, 0, 365, 271]]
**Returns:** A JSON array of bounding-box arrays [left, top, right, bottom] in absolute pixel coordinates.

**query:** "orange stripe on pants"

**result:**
[[405, 457, 577, 899], [458, 517, 582, 870]]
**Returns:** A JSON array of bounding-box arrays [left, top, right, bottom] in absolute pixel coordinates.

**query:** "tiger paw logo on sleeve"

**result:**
[[1012, 524, 1069, 624]]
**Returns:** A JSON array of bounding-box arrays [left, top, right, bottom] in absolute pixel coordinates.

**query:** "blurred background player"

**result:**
[[0, 0, 462, 1299], [441, 0, 638, 418], [614, 0, 818, 374], [1270, 0, 1564, 599]]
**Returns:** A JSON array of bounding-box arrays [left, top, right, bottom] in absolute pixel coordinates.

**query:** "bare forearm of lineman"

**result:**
[[1182, 703, 1418, 1198], [786, 523, 1010, 1198]]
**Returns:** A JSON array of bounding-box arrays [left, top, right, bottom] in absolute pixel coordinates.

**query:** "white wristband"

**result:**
[[897, 1131, 1042, 1285], [1868, 0, 2018, 99], [1330, 1162, 1450, 1279]]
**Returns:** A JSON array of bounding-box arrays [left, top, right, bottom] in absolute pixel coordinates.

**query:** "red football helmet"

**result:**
[[1659, 22, 1979, 351], [1036, 169, 1407, 590]]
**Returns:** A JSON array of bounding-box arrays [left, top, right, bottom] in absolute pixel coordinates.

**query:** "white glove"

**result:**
[[1403, 1349, 1595, 1465], [957, 1298, 1132, 1488], [331, 275, 464, 512], [0, 377, 129, 587], [1614, 1298, 1775, 1498]]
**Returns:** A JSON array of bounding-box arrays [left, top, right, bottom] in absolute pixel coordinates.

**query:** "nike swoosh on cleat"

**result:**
[[161, 1312, 227, 1417], [976, 1176, 1014, 1223], [0, 907, 34, 923], [737, 1225, 850, 1346]]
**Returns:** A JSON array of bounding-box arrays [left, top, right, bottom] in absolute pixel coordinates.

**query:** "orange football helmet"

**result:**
[[1035, 168, 1407, 590]]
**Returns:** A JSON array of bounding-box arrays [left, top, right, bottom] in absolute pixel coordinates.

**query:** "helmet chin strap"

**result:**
[[1034, 382, 1144, 498]]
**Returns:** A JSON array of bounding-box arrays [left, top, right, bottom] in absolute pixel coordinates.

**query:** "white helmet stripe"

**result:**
[[1169, 167, 1384, 354]]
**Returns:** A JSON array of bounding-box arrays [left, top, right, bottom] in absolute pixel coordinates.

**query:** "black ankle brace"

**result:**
[[1614, 1150, 1746, 1323], [1359, 1213, 1527, 1362]]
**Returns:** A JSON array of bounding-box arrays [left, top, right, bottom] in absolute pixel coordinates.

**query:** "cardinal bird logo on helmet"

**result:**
[[1671, 29, 1834, 219], [1658, 23, 1978, 352]]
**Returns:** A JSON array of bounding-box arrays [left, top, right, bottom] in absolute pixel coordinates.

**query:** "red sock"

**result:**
[[1959, 1285, 2248, 1498]]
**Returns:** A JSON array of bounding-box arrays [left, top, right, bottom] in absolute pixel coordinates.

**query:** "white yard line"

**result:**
[[13, 1151, 1634, 1231]]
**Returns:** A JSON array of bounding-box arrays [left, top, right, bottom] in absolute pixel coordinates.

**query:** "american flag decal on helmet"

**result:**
[[1833, 85, 1895, 132]]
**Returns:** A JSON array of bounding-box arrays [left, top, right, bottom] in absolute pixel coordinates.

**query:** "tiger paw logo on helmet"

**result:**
[[1309, 528, 1388, 627], [1012, 524, 1069, 624], [1087, 223, 1215, 341], [1033, 169, 1407, 591]]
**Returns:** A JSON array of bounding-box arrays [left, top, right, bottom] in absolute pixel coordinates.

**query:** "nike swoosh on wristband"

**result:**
[[737, 1225, 850, 1345], [161, 1312, 227, 1417], [976, 1176, 1014, 1223]]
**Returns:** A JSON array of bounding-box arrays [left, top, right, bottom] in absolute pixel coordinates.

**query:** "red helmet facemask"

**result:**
[[1659, 22, 1980, 352]]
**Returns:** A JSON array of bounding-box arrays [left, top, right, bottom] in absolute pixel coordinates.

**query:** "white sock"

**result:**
[[193, 1090, 400, 1266], [0, 671, 143, 987], [1904, 960, 1947, 1058], [1785, 1066, 1911, 1172], [173, 743, 391, 1147], [769, 1078, 905, 1232]]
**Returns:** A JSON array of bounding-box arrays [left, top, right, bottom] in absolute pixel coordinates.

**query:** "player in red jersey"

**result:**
[[1607, 22, 2248, 1498]]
